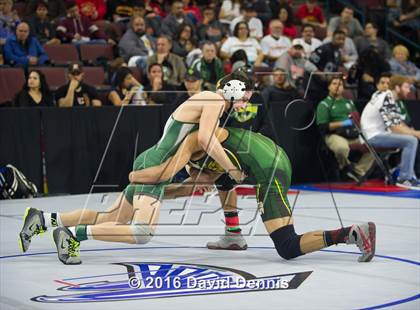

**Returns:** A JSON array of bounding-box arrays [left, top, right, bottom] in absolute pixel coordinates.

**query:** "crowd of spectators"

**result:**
[[0, 0, 419, 186], [0, 0, 418, 108]]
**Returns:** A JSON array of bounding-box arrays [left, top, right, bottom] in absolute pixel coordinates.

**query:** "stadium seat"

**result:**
[[94, 20, 124, 42], [81, 67, 108, 88], [44, 44, 79, 66], [0, 67, 26, 103], [12, 2, 26, 19], [80, 44, 114, 65], [33, 67, 67, 90], [0, 73, 12, 105]]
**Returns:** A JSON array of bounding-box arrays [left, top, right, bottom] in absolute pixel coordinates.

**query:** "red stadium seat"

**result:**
[[44, 44, 79, 66], [80, 44, 114, 64], [343, 88, 355, 100], [0, 72, 12, 105], [81, 66, 107, 88], [0, 67, 26, 103], [33, 67, 67, 90]]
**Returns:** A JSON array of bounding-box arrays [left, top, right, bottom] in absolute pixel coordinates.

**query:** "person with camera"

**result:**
[[316, 77, 374, 182]]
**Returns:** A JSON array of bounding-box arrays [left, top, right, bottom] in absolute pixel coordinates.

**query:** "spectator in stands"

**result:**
[[261, 20, 291, 66], [387, 0, 420, 37], [56, 63, 101, 107], [295, 0, 326, 28], [147, 0, 166, 19], [197, 7, 226, 45], [354, 22, 391, 60], [190, 41, 224, 91], [0, 0, 19, 29], [27, 1, 60, 45], [75, 0, 106, 22], [277, 4, 297, 39], [24, 0, 66, 21], [143, 62, 176, 105], [118, 16, 155, 71], [292, 24, 322, 59], [108, 67, 142, 106], [160, 0, 194, 40], [327, 7, 363, 39], [4, 22, 48, 66], [146, 35, 186, 87], [14, 69, 54, 107], [182, 0, 202, 24], [262, 67, 300, 104], [57, 1, 113, 45], [247, 0, 272, 26], [173, 67, 203, 108], [220, 21, 263, 66], [171, 23, 195, 58], [230, 3, 263, 40], [361, 75, 420, 189], [275, 44, 313, 90], [305, 30, 346, 105], [323, 24, 358, 70], [218, 0, 241, 26], [131, 2, 161, 38], [350, 46, 390, 100], [317, 77, 373, 182], [389, 45, 420, 85], [107, 0, 137, 24]]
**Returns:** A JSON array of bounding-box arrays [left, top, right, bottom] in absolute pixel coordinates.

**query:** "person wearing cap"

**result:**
[[260, 19, 291, 66], [230, 2, 263, 40], [274, 44, 312, 89], [3, 22, 49, 66], [190, 41, 224, 91], [173, 67, 203, 108], [27, 1, 60, 45], [56, 63, 101, 107]]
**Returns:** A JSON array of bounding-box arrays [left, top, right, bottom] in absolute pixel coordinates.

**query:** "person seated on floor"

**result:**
[[316, 77, 374, 182], [56, 63, 102, 107], [14, 69, 54, 107]]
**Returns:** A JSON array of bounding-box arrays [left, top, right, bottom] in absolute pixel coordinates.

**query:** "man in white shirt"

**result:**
[[230, 3, 263, 40], [292, 24, 322, 59], [361, 74, 420, 189], [261, 19, 291, 65]]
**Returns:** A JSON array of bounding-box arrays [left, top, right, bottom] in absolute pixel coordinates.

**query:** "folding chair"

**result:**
[[349, 111, 398, 185]]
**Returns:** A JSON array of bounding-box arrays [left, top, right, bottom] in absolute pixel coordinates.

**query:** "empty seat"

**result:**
[[33, 67, 67, 90], [0, 73, 12, 105], [0, 67, 26, 103], [80, 44, 114, 64], [81, 67, 106, 87], [44, 44, 79, 66]]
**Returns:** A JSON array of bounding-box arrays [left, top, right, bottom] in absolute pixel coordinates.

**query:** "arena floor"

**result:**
[[0, 189, 419, 310]]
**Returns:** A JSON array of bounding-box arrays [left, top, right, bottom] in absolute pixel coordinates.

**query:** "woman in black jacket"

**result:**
[[14, 70, 54, 107]]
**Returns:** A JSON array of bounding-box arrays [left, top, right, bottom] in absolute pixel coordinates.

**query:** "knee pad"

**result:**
[[269, 225, 302, 260], [130, 223, 154, 244]]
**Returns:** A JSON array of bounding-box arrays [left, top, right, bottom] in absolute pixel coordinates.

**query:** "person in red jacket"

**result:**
[[75, 0, 107, 21]]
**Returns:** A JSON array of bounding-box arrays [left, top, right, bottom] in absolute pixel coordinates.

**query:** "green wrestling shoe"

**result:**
[[53, 226, 81, 265], [19, 207, 46, 252]]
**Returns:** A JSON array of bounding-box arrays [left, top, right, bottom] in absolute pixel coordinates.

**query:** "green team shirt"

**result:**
[[396, 100, 411, 125], [316, 95, 357, 125]]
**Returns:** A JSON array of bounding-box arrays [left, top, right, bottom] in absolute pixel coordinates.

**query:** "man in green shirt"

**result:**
[[316, 77, 374, 181]]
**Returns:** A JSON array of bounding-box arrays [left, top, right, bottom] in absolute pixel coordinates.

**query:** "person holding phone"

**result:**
[[56, 63, 102, 107]]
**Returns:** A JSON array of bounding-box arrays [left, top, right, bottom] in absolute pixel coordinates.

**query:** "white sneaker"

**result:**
[[396, 178, 420, 191], [206, 231, 248, 250], [346, 222, 376, 262]]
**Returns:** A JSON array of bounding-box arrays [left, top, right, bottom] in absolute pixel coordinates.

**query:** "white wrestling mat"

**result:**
[[0, 190, 419, 310]]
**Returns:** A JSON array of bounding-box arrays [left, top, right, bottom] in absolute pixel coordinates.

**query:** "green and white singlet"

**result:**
[[124, 116, 198, 203]]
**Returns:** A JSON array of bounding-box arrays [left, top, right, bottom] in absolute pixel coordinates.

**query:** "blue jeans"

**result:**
[[369, 133, 418, 180]]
